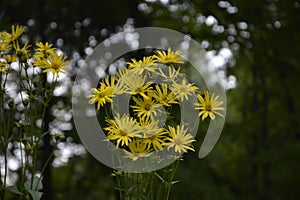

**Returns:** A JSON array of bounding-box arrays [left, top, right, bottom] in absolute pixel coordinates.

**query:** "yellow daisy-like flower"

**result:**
[[0, 25, 24, 44], [127, 56, 158, 75], [102, 75, 117, 90], [88, 86, 113, 109], [131, 95, 163, 121], [39, 51, 70, 76], [152, 84, 178, 106], [13, 41, 31, 62], [0, 40, 11, 52], [0, 59, 8, 73], [165, 125, 196, 154], [194, 90, 224, 121], [32, 55, 45, 67], [116, 67, 129, 78], [104, 113, 140, 147], [35, 42, 56, 58], [0, 55, 16, 74], [3, 54, 17, 64], [171, 79, 198, 101], [88, 76, 116, 109], [158, 66, 182, 84], [138, 117, 165, 151], [116, 70, 152, 97], [124, 139, 152, 161], [153, 48, 184, 64], [36, 42, 55, 52]]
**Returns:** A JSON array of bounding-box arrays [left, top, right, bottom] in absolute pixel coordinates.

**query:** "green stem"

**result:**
[[165, 159, 180, 199], [156, 169, 167, 200], [1, 107, 11, 200], [2, 152, 8, 200], [31, 146, 38, 188], [31, 78, 57, 189], [35, 143, 55, 191], [136, 173, 139, 198], [115, 172, 124, 200], [148, 172, 155, 200], [19, 132, 25, 200]]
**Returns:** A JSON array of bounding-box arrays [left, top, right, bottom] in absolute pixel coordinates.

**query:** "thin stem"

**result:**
[[165, 159, 180, 199], [1, 103, 10, 195], [2, 65, 9, 90], [2, 110, 11, 199], [35, 143, 55, 191], [31, 146, 39, 188], [31, 76, 57, 189], [156, 169, 167, 200], [16, 62, 26, 200], [2, 152, 8, 200], [115, 173, 124, 200], [148, 172, 154, 200], [19, 132, 25, 200]]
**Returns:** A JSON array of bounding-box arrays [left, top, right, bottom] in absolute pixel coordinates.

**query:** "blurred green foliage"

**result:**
[[1, 0, 299, 199]]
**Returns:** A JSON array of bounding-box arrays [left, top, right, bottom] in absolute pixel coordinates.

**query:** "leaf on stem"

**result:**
[[125, 182, 140, 196], [154, 172, 165, 182], [6, 185, 23, 195], [24, 177, 43, 200]]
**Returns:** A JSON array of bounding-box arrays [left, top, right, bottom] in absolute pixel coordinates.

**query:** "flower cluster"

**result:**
[[0, 25, 70, 76], [88, 48, 224, 161], [0, 25, 70, 200]]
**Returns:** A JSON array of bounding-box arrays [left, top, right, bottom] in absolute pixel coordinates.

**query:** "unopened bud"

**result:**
[[7, 98, 14, 109]]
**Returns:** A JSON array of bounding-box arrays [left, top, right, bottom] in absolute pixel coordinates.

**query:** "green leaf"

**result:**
[[125, 183, 139, 195], [26, 190, 43, 200], [6, 185, 23, 195], [24, 177, 43, 200], [171, 180, 180, 185], [154, 172, 164, 182], [24, 177, 43, 191], [114, 187, 125, 192]]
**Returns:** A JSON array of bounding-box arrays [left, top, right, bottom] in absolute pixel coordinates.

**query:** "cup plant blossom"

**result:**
[[88, 47, 225, 199], [0, 25, 70, 200]]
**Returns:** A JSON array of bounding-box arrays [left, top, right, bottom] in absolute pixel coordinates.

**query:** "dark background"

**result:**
[[1, 0, 299, 199]]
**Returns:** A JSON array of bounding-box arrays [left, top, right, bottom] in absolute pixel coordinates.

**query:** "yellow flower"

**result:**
[[138, 117, 165, 151], [35, 42, 56, 58], [158, 66, 181, 84], [4, 54, 17, 64], [124, 139, 152, 161], [104, 113, 140, 147], [0, 59, 8, 73], [116, 67, 129, 77], [127, 56, 158, 75], [102, 75, 117, 91], [131, 94, 163, 121], [0, 53, 17, 73], [36, 42, 55, 52], [88, 76, 116, 109], [153, 48, 184, 64], [0, 25, 24, 44], [165, 125, 196, 154], [152, 84, 178, 106], [0, 40, 11, 52], [116, 69, 152, 97], [88, 86, 112, 109], [32, 55, 45, 67], [11, 25, 24, 41], [171, 79, 198, 101], [194, 90, 224, 121], [39, 51, 70, 76], [13, 41, 31, 62]]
